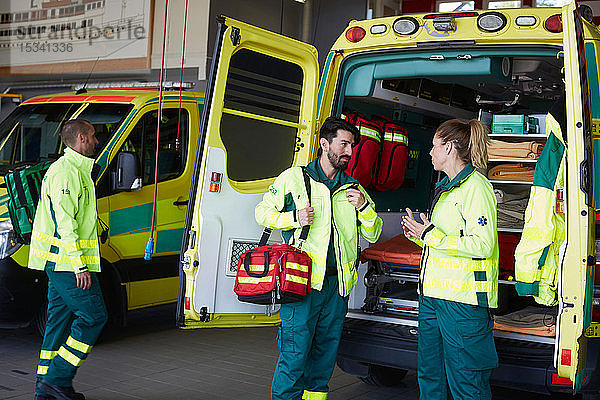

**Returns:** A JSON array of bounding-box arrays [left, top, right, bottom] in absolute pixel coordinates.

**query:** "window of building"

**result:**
[[488, 0, 521, 7], [535, 0, 567, 6], [437, 1, 475, 11], [118, 108, 189, 186], [221, 49, 303, 182]]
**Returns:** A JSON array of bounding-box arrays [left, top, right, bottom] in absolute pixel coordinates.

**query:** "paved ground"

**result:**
[[0, 304, 583, 400]]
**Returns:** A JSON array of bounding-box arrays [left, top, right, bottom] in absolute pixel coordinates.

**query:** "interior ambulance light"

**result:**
[[545, 14, 563, 33], [392, 17, 419, 35], [515, 16, 537, 27], [477, 12, 507, 32], [345, 26, 366, 42], [433, 16, 456, 32], [370, 24, 387, 34]]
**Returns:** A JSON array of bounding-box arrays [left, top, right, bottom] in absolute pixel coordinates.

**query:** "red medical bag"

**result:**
[[374, 121, 409, 191], [345, 115, 382, 188]]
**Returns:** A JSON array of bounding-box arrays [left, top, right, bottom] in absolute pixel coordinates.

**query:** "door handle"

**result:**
[[173, 199, 189, 206]]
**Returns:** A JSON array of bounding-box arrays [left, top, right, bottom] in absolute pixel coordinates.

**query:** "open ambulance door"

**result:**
[[176, 16, 319, 328], [556, 1, 598, 391]]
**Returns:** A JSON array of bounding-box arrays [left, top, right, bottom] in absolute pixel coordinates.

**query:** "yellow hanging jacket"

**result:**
[[412, 164, 499, 308], [514, 114, 566, 306], [28, 147, 100, 273], [255, 161, 382, 297]]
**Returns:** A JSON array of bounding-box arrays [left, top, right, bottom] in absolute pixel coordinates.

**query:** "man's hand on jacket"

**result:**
[[76, 271, 92, 290], [297, 205, 315, 226]]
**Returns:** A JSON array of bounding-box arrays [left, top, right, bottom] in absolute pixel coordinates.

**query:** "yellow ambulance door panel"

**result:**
[[557, 2, 597, 391], [107, 103, 196, 308], [178, 16, 319, 328]]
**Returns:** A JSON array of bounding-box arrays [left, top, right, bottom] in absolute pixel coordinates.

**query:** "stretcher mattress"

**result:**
[[361, 234, 422, 265]]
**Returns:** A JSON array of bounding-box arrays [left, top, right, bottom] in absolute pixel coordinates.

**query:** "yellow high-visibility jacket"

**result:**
[[514, 114, 566, 306], [411, 164, 499, 308], [28, 147, 100, 273], [255, 159, 382, 297]]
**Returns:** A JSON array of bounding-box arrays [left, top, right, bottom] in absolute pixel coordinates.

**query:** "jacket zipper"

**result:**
[[331, 184, 354, 295]]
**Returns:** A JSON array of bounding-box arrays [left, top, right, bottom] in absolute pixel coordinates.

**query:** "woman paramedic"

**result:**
[[402, 119, 499, 400]]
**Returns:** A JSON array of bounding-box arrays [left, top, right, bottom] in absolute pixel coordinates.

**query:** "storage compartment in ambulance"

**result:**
[[334, 48, 569, 390]]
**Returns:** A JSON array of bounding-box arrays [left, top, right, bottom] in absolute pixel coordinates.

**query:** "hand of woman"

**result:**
[[401, 207, 430, 240]]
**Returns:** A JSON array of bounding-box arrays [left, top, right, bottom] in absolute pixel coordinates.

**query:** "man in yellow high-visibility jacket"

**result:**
[[256, 116, 383, 400], [30, 120, 107, 400]]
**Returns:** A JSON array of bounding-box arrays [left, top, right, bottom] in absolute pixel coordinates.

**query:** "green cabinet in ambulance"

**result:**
[[0, 90, 203, 333], [178, 3, 600, 396]]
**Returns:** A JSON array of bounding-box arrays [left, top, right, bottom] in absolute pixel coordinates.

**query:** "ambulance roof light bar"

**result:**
[[72, 81, 195, 91]]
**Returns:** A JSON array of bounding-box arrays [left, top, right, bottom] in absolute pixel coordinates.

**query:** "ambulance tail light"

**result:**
[[477, 12, 507, 32], [544, 14, 563, 33], [551, 373, 573, 386], [345, 26, 366, 43], [392, 17, 419, 35]]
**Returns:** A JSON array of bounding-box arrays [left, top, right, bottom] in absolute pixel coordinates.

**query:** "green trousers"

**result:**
[[271, 275, 348, 400], [35, 267, 107, 393], [418, 296, 498, 400]]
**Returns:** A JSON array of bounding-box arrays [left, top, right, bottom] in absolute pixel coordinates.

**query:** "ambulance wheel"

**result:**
[[359, 365, 408, 387], [32, 300, 48, 336]]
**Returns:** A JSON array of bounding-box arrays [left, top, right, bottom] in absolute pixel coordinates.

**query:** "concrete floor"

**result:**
[[0, 304, 582, 400]]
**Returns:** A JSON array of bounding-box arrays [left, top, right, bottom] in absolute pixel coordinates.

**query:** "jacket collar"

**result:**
[[305, 156, 357, 188], [64, 147, 95, 175], [435, 163, 475, 191]]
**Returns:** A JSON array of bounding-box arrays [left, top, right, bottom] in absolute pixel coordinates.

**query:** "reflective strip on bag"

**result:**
[[39, 350, 57, 360], [66, 336, 92, 353], [384, 132, 408, 145], [37, 365, 48, 375], [57, 346, 83, 367], [286, 274, 308, 285], [424, 277, 495, 293], [246, 264, 273, 272], [238, 276, 273, 284], [286, 262, 309, 273], [359, 126, 381, 141]]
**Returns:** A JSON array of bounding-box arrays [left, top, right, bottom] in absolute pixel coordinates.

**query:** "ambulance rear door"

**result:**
[[176, 16, 319, 328], [556, 1, 598, 391]]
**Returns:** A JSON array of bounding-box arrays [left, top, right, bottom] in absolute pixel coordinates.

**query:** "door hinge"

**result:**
[[585, 323, 600, 337], [230, 27, 241, 46], [199, 306, 210, 322]]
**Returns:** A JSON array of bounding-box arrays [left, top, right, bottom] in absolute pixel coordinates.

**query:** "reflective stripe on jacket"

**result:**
[[255, 165, 382, 297], [417, 165, 499, 308], [514, 114, 565, 306], [28, 147, 100, 273]]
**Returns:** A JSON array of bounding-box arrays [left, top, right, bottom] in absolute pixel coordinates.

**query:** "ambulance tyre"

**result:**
[[32, 299, 48, 336], [359, 365, 408, 387]]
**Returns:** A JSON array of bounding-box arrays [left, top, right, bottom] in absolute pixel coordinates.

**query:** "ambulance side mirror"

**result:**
[[111, 151, 142, 192]]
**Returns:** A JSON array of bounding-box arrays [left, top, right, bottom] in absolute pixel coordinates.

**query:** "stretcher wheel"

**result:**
[[359, 365, 408, 387]]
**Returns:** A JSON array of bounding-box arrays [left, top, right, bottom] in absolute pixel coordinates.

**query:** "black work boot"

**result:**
[[37, 380, 85, 400]]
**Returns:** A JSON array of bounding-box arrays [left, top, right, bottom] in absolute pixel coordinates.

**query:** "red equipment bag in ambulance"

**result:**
[[374, 121, 409, 191], [344, 113, 382, 188], [234, 168, 313, 305]]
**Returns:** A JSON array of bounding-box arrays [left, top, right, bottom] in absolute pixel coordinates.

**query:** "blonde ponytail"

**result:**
[[468, 119, 490, 169]]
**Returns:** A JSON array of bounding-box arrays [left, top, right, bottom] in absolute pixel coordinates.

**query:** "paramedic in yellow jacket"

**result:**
[[514, 98, 567, 306], [30, 120, 107, 400], [403, 119, 499, 400], [255, 116, 383, 400]]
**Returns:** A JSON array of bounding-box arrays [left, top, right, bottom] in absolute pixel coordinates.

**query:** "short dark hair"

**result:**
[[60, 119, 93, 147], [319, 116, 360, 146]]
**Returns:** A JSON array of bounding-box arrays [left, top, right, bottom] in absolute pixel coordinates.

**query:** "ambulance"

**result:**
[[178, 3, 600, 396], [0, 88, 204, 334]]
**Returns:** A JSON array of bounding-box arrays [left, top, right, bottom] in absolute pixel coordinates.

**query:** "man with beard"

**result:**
[[256, 116, 383, 400], [30, 119, 107, 400]]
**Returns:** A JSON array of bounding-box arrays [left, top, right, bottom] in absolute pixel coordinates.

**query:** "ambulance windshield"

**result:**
[[0, 102, 132, 167]]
